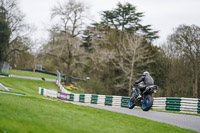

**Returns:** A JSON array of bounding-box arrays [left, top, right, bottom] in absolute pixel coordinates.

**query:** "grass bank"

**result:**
[[0, 77, 58, 97], [9, 69, 56, 79], [0, 93, 196, 133]]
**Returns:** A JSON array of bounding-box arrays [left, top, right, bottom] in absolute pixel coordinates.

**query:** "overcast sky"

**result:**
[[18, 0, 200, 46]]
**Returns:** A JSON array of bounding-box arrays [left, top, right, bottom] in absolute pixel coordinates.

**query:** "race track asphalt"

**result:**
[[69, 101, 200, 132], [10, 75, 56, 82]]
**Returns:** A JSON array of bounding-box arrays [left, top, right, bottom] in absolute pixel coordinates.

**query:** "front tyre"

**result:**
[[128, 97, 135, 109], [141, 95, 153, 111]]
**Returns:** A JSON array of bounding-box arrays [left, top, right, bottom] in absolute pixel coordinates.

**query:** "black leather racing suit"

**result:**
[[134, 74, 154, 95]]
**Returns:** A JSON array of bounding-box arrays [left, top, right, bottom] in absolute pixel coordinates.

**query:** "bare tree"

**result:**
[[168, 24, 200, 98], [113, 33, 154, 95], [82, 25, 156, 95], [48, 0, 88, 85], [51, 0, 88, 37]]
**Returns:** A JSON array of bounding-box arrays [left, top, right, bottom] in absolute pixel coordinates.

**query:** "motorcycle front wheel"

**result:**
[[141, 95, 153, 111], [128, 97, 135, 109]]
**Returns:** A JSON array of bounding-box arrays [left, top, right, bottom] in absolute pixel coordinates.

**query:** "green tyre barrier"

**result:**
[[70, 94, 74, 101], [121, 96, 129, 108], [79, 94, 85, 103], [91, 95, 98, 104], [105, 96, 113, 106], [41, 88, 44, 95], [166, 97, 181, 111], [198, 99, 200, 113], [39, 87, 44, 95]]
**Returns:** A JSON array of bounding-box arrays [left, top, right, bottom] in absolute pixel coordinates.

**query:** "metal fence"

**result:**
[[0, 62, 9, 75]]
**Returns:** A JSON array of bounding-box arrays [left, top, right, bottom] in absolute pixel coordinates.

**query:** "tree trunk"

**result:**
[[65, 62, 71, 86], [193, 66, 198, 98], [194, 69, 198, 98], [128, 59, 135, 96], [128, 77, 133, 97]]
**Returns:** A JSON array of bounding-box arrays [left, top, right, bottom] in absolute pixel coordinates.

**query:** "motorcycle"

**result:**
[[128, 84, 158, 111]]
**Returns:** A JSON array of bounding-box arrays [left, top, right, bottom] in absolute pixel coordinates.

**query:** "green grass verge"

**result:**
[[0, 77, 198, 132], [0, 72, 9, 76], [152, 109, 200, 116], [0, 77, 58, 97], [0, 93, 196, 133], [9, 69, 56, 79], [70, 89, 85, 94]]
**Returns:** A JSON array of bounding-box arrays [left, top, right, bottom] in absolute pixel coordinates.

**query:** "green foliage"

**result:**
[[34, 1, 161, 96], [78, 79, 107, 94], [158, 24, 200, 98], [0, 93, 196, 133], [100, 2, 159, 41], [33, 2, 200, 98], [7, 37, 35, 69], [0, 6, 10, 61], [168, 25, 200, 97], [0, 0, 33, 68], [81, 29, 93, 52]]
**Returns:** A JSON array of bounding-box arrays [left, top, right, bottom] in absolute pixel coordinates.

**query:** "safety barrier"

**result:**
[[180, 98, 198, 113], [74, 94, 79, 102], [85, 94, 92, 103], [69, 94, 74, 101], [56, 80, 71, 94], [152, 97, 166, 110], [79, 94, 85, 102], [166, 97, 181, 111], [91, 94, 98, 104], [121, 96, 129, 108], [59, 92, 68, 101], [198, 99, 200, 113], [97, 95, 105, 105], [39, 87, 200, 114], [39, 87, 58, 98], [105, 96, 113, 106], [112, 96, 122, 107]]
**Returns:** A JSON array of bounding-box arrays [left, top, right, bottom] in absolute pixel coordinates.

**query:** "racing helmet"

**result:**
[[143, 71, 149, 75]]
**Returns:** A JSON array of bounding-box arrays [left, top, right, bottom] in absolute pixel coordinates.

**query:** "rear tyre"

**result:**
[[128, 97, 135, 109], [141, 95, 153, 111]]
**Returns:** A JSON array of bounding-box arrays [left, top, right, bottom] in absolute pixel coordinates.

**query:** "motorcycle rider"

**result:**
[[134, 71, 154, 99]]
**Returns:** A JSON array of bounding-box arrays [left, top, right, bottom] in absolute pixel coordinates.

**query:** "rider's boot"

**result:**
[[137, 94, 142, 99], [136, 88, 142, 99]]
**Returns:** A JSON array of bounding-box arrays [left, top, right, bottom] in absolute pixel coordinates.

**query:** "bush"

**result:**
[[78, 79, 107, 94]]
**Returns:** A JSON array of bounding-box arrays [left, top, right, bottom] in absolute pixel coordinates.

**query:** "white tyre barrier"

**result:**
[[180, 98, 198, 113], [97, 95, 105, 105], [74, 94, 80, 102], [45, 89, 58, 98], [85, 94, 92, 103], [152, 97, 166, 110], [112, 96, 122, 107]]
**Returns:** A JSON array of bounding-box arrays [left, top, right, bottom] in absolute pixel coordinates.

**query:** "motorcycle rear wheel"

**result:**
[[141, 95, 153, 111]]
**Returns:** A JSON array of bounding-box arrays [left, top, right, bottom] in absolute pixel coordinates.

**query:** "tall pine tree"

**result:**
[[81, 29, 93, 52], [0, 6, 10, 61], [100, 2, 159, 41]]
